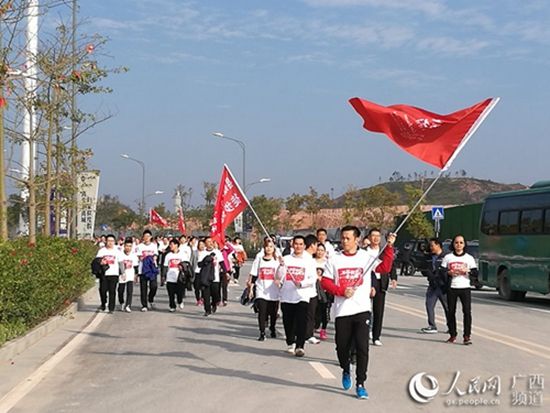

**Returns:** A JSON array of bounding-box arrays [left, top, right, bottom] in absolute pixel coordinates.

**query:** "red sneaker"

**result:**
[[319, 329, 328, 340], [446, 336, 457, 344]]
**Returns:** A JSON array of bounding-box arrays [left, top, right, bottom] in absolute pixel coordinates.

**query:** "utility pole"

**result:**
[[70, 0, 78, 238]]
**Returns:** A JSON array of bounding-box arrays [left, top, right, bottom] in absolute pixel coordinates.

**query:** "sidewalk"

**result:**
[[0, 281, 101, 399]]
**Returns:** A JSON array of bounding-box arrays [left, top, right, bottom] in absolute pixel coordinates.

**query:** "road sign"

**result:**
[[431, 206, 444, 221]]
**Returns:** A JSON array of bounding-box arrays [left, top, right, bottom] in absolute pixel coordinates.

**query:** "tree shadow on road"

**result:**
[[175, 363, 343, 396]]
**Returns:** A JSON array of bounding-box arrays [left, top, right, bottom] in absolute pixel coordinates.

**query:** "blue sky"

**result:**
[[73, 0, 549, 210]]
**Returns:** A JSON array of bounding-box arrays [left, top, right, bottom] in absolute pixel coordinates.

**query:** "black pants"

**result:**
[[447, 288, 472, 337], [166, 281, 184, 309], [305, 296, 318, 338], [118, 281, 134, 307], [372, 278, 386, 341], [256, 298, 278, 332], [100, 276, 118, 312], [426, 286, 449, 329], [220, 273, 229, 303], [335, 311, 371, 386], [202, 282, 220, 314], [234, 265, 241, 280], [193, 273, 202, 301], [139, 275, 158, 308], [281, 301, 308, 349], [315, 301, 330, 330]]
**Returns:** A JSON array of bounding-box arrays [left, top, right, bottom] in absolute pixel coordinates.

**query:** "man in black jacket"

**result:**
[[421, 238, 449, 334]]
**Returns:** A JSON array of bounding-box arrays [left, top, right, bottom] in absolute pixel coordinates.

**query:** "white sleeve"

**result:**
[[250, 256, 260, 276], [441, 254, 449, 268], [301, 261, 317, 288], [323, 258, 335, 280], [468, 255, 477, 269]]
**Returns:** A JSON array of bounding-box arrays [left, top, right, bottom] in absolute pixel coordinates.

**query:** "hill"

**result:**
[[335, 178, 527, 206]]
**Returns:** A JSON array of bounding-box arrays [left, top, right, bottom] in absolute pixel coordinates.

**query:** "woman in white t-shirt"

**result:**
[[441, 234, 478, 346], [247, 239, 281, 341]]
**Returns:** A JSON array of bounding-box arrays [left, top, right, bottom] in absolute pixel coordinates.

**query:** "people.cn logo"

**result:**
[[408, 372, 440, 404]]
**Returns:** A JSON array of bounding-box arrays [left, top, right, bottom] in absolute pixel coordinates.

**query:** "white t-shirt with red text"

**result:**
[[324, 249, 379, 319], [441, 252, 477, 289], [278, 254, 317, 304], [96, 247, 121, 276], [136, 242, 158, 273], [164, 251, 188, 283], [119, 252, 139, 283], [250, 257, 280, 301]]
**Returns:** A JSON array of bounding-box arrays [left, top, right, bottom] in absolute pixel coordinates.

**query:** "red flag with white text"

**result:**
[[210, 165, 248, 245], [177, 208, 186, 234], [349, 97, 497, 169], [150, 209, 169, 228]]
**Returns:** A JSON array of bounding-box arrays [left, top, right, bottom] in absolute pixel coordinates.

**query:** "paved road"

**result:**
[[3, 266, 550, 412]]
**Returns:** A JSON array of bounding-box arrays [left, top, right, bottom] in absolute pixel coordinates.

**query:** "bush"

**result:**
[[0, 237, 96, 346]]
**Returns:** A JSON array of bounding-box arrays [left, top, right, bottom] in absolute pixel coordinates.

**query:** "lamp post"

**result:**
[[245, 178, 271, 193], [120, 154, 145, 217], [212, 132, 246, 189]]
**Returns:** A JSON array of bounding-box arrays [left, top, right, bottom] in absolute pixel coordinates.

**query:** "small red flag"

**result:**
[[349, 97, 497, 169], [177, 208, 186, 235], [210, 165, 248, 245], [150, 209, 169, 228]]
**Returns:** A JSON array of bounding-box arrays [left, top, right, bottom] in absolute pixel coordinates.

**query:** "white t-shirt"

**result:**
[[164, 251, 188, 283], [96, 247, 121, 276], [119, 252, 139, 283], [179, 244, 192, 263], [195, 249, 207, 274], [278, 254, 317, 304], [442, 252, 477, 289], [324, 249, 380, 319], [365, 246, 382, 279], [250, 257, 280, 301], [321, 241, 336, 258], [136, 242, 158, 273]]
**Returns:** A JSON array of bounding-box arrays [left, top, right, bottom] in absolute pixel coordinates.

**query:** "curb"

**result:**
[[0, 284, 98, 362]]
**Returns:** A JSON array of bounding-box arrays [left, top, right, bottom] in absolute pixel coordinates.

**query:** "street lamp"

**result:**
[[143, 191, 163, 213], [211, 132, 246, 189], [245, 178, 271, 193], [120, 154, 145, 216]]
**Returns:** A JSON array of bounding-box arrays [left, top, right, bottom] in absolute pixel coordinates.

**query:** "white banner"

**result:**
[[234, 212, 243, 233], [76, 171, 100, 240]]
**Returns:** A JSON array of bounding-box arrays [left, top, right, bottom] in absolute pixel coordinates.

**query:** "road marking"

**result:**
[[309, 361, 336, 379], [386, 302, 550, 361], [0, 312, 105, 413]]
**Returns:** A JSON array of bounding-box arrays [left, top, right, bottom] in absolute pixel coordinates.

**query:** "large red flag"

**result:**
[[149, 209, 169, 228], [210, 165, 248, 245], [349, 97, 497, 169], [177, 208, 186, 234]]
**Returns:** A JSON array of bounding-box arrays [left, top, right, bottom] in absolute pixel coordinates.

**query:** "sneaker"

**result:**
[[463, 336, 472, 345], [125, 306, 132, 313], [120, 304, 125, 311], [356, 385, 369, 400], [179, 302, 184, 309], [199, 298, 204, 305], [107, 310, 113, 314], [99, 305, 106, 312], [196, 300, 201, 306], [222, 301, 228, 307], [373, 340, 383, 346], [204, 311, 211, 317], [446, 336, 457, 344], [342, 371, 352, 390], [294, 348, 305, 357], [148, 303, 155, 310], [270, 329, 277, 338], [307, 336, 321, 344], [141, 307, 148, 312], [421, 327, 438, 334], [258, 332, 266, 341], [286, 343, 296, 354], [169, 308, 176, 313], [212, 305, 217, 314], [319, 329, 328, 340]]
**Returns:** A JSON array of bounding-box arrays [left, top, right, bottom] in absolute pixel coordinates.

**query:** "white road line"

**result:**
[[309, 361, 336, 379], [0, 312, 105, 413]]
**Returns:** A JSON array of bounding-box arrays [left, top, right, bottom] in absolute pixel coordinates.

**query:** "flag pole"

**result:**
[[224, 164, 272, 240], [356, 97, 500, 282]]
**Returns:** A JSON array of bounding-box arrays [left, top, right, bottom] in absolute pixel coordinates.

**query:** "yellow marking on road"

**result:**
[[386, 302, 550, 361], [0, 312, 106, 413], [309, 361, 336, 379]]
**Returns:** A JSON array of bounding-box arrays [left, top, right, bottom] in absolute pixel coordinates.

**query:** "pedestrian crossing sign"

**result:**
[[431, 206, 444, 220]]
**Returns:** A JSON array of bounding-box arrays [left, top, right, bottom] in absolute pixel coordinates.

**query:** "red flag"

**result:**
[[349, 97, 497, 169], [177, 208, 186, 234], [210, 165, 248, 245], [150, 209, 169, 228]]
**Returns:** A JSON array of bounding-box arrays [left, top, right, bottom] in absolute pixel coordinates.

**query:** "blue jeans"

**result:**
[[425, 286, 449, 329]]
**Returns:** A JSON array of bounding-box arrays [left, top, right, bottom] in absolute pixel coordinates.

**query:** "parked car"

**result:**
[[395, 239, 431, 276]]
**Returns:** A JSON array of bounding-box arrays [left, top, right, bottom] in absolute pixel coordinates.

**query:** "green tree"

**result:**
[[362, 186, 399, 229], [250, 195, 282, 233], [202, 182, 217, 206], [342, 185, 358, 225], [95, 194, 138, 232], [404, 185, 433, 238], [303, 186, 321, 227]]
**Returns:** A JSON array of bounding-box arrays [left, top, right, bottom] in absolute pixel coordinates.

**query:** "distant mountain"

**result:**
[[334, 178, 527, 206]]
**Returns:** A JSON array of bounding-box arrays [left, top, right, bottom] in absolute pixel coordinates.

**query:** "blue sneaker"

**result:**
[[342, 371, 352, 390], [356, 385, 369, 399]]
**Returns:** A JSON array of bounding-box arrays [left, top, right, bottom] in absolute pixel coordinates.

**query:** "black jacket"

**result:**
[[198, 254, 216, 287], [371, 263, 398, 293], [91, 257, 109, 279], [426, 252, 448, 291]]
